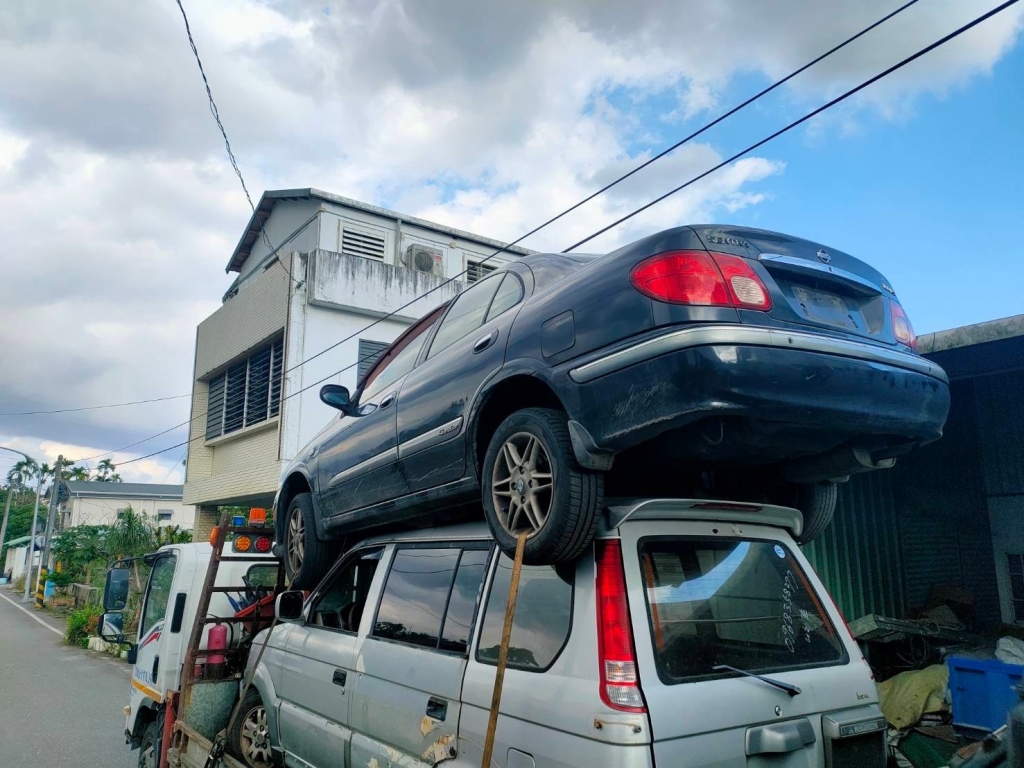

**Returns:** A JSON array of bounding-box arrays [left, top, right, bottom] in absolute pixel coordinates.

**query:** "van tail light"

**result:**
[[630, 250, 771, 310], [889, 301, 917, 350], [595, 539, 646, 713]]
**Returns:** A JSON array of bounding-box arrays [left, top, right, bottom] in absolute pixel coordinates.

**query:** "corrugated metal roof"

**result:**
[[918, 313, 1024, 355], [227, 188, 535, 273], [64, 481, 183, 499]]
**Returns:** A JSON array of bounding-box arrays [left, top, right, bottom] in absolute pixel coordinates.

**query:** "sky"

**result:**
[[0, 0, 1022, 484]]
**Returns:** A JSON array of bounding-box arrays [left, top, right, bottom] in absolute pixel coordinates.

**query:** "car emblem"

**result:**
[[882, 282, 895, 294], [816, 249, 831, 264]]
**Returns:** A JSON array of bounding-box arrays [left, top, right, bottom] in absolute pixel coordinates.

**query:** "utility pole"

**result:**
[[23, 473, 43, 602], [0, 479, 16, 566], [36, 455, 64, 608]]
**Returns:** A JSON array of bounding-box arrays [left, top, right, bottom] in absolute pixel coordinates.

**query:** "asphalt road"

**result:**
[[0, 587, 136, 767]]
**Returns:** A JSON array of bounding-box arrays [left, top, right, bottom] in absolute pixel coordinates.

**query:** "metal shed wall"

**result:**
[[803, 470, 906, 621], [973, 371, 1024, 496]]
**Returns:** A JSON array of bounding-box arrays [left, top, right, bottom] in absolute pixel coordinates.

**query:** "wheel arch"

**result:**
[[471, 373, 565, 479], [246, 664, 281, 746], [275, 471, 315, 541]]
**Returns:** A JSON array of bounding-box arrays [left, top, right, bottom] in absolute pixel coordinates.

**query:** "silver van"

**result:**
[[241, 499, 886, 768]]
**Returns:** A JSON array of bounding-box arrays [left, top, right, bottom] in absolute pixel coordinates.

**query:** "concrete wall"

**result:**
[[239, 199, 320, 280], [68, 497, 196, 528], [5, 546, 38, 581]]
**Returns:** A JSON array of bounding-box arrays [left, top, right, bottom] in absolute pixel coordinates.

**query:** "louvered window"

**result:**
[[342, 227, 386, 260], [358, 339, 389, 382], [466, 259, 497, 283], [205, 337, 285, 441]]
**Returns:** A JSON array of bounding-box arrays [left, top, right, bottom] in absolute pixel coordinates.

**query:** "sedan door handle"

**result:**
[[425, 696, 448, 721], [379, 392, 397, 409], [473, 330, 498, 354], [332, 669, 347, 687]]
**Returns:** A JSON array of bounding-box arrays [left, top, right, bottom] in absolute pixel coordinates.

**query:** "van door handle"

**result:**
[[473, 330, 498, 354], [425, 696, 448, 721], [332, 669, 347, 687], [379, 392, 397, 409]]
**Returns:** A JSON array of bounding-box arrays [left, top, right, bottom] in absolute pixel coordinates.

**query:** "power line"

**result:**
[[563, 0, 1019, 251], [32, 2, 922, 425], [108, 0, 1019, 469], [0, 394, 189, 417]]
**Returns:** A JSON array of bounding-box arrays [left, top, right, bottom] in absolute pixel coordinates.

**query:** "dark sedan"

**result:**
[[275, 224, 949, 587]]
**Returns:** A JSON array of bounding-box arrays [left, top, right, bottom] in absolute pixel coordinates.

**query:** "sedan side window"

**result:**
[[308, 548, 382, 633], [485, 273, 524, 323], [362, 330, 430, 401], [427, 277, 501, 359]]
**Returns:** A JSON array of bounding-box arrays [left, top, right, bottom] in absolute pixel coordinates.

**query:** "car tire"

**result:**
[[228, 689, 274, 768], [283, 492, 336, 590], [793, 482, 838, 544], [138, 720, 160, 768], [482, 408, 603, 565]]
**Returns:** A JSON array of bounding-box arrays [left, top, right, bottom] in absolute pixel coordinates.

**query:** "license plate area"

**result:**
[[791, 285, 860, 330]]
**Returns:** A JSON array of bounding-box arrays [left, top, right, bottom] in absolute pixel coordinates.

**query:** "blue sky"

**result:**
[[604, 40, 1024, 334]]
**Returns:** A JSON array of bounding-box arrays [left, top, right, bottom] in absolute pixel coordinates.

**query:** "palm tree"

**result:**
[[67, 466, 90, 482], [109, 473, 123, 483], [10, 459, 38, 503], [95, 458, 116, 482]]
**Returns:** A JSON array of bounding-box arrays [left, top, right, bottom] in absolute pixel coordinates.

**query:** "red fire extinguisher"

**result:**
[[207, 621, 228, 680]]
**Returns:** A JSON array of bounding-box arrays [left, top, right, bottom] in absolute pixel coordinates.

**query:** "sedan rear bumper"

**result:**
[[562, 324, 950, 462]]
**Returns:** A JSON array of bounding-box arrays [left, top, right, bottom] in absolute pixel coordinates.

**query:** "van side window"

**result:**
[[373, 546, 489, 653], [308, 548, 382, 633], [476, 556, 573, 671]]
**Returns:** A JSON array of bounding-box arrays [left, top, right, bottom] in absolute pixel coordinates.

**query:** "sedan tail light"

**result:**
[[889, 301, 917, 350], [630, 250, 771, 310]]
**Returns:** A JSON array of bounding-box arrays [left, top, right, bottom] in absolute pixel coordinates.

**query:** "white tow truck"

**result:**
[[100, 509, 281, 768]]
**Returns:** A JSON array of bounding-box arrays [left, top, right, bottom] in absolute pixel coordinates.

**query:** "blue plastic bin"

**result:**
[[947, 656, 1023, 733]]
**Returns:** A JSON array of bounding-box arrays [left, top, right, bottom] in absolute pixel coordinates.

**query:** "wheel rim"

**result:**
[[287, 507, 304, 574], [491, 431, 554, 537], [239, 705, 273, 767]]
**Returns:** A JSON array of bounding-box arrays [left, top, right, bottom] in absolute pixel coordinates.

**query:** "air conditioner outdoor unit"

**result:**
[[401, 243, 445, 277]]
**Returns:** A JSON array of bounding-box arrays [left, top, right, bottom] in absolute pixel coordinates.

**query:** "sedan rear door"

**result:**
[[397, 272, 525, 492]]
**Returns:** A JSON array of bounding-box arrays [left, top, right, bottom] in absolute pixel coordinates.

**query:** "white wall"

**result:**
[[239, 199, 320, 280], [5, 545, 38, 580], [69, 497, 196, 528], [989, 494, 1024, 624]]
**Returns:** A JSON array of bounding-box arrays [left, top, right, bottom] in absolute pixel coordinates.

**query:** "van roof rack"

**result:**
[[603, 497, 803, 536]]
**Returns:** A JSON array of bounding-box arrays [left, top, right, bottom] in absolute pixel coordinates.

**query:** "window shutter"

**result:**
[[466, 259, 496, 283], [245, 346, 272, 427], [270, 338, 284, 417], [223, 361, 248, 435], [206, 374, 225, 440], [342, 227, 386, 260], [358, 339, 389, 382]]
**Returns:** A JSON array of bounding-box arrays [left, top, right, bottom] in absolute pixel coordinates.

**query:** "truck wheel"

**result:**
[[793, 482, 838, 544], [138, 721, 159, 768], [229, 689, 274, 768], [482, 408, 603, 565], [284, 492, 336, 590]]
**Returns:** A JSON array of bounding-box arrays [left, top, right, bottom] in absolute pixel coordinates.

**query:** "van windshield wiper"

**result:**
[[712, 664, 802, 697]]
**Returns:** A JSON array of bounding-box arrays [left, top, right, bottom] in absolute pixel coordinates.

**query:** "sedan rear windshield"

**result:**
[[638, 538, 846, 684]]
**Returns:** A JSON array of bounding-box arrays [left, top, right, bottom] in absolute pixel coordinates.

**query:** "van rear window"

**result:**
[[638, 538, 846, 684]]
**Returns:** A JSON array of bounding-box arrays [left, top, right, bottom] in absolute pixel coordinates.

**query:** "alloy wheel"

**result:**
[[239, 705, 273, 767], [287, 507, 304, 574], [491, 431, 554, 537]]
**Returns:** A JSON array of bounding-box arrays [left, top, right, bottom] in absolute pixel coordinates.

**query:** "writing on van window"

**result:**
[[781, 569, 797, 653]]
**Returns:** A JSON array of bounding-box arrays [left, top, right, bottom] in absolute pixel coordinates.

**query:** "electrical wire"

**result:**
[[0, 394, 189, 417], [86, 0, 1011, 469]]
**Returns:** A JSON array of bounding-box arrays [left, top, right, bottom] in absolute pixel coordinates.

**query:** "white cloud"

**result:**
[[0, 0, 1020, 481]]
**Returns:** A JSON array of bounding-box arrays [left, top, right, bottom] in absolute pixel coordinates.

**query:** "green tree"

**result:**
[[107, 506, 155, 589], [67, 466, 90, 482], [94, 459, 116, 482]]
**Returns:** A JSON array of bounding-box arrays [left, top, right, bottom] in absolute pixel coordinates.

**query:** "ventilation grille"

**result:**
[[467, 259, 497, 283], [342, 227, 386, 260], [357, 339, 390, 382]]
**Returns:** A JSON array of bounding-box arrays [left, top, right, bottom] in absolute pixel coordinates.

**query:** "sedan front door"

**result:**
[[397, 272, 526, 492]]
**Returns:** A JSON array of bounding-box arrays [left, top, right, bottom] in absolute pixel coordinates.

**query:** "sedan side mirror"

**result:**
[[320, 384, 352, 413], [276, 590, 305, 622]]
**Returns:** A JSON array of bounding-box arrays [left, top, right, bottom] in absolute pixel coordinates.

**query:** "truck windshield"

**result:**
[[140, 554, 177, 639], [637, 537, 846, 684]]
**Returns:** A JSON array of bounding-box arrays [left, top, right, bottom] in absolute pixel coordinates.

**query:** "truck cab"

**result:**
[[101, 527, 278, 764]]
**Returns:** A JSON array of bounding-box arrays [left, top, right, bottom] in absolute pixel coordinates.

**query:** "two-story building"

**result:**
[[182, 188, 529, 538]]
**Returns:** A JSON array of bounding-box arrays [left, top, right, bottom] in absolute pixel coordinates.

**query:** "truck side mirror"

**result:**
[[103, 566, 131, 612], [99, 611, 128, 644], [276, 590, 305, 622]]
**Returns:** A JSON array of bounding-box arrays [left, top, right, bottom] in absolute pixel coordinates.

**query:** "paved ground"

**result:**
[[0, 587, 136, 767]]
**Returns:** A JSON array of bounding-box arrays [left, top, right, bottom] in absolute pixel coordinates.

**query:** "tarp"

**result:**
[[877, 665, 950, 729]]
